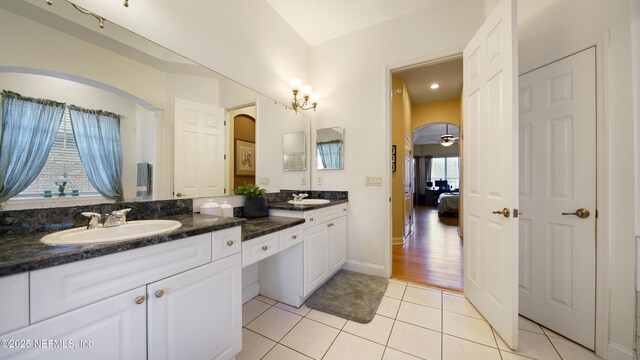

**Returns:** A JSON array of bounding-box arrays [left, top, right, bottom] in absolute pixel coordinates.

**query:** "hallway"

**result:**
[[392, 205, 463, 291]]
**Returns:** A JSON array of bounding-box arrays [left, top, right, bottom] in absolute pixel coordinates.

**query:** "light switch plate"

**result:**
[[317, 177, 323, 185], [301, 177, 306, 185], [365, 176, 383, 186]]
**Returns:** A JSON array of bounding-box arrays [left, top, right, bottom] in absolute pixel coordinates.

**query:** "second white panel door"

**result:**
[[518, 47, 597, 350]]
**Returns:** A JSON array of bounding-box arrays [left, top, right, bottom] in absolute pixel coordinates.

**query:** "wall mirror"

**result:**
[[0, 0, 310, 210], [316, 127, 344, 170], [283, 131, 307, 171]]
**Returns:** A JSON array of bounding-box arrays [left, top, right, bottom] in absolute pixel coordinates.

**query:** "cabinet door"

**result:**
[[147, 254, 241, 360], [328, 216, 347, 273], [0, 287, 146, 360], [304, 224, 329, 296]]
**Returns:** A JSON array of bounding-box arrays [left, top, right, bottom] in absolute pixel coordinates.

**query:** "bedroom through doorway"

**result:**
[[391, 57, 463, 292]]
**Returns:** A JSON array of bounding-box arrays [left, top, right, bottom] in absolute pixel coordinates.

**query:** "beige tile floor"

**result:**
[[238, 279, 602, 360]]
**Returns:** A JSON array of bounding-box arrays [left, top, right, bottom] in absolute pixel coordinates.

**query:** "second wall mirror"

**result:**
[[316, 127, 344, 170]]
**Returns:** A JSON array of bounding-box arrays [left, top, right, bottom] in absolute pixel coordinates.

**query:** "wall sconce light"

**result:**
[[290, 79, 319, 113], [46, 0, 130, 29]]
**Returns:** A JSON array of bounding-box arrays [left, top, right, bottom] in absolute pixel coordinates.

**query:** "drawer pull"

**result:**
[[262, 245, 268, 251], [292, 235, 297, 239], [135, 296, 145, 305], [226, 240, 235, 246], [327, 223, 334, 228], [155, 289, 165, 298]]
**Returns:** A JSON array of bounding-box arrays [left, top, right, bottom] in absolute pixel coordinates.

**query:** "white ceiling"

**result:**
[[394, 58, 462, 105], [414, 123, 459, 145], [266, 0, 446, 46]]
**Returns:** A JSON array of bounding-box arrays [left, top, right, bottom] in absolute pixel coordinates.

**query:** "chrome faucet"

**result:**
[[81, 208, 132, 229], [292, 193, 309, 202], [104, 208, 131, 227]]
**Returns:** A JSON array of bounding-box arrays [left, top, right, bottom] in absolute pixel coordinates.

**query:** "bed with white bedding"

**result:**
[[437, 192, 460, 216]]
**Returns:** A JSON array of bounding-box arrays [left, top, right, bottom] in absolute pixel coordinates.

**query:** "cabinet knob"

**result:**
[[135, 296, 145, 305], [327, 223, 334, 227], [262, 245, 268, 251], [226, 240, 235, 246], [292, 235, 297, 239], [155, 289, 165, 298], [309, 217, 314, 221]]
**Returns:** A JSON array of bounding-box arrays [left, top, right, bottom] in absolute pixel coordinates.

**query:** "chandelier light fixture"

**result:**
[[46, 0, 130, 28], [290, 79, 319, 114], [440, 124, 456, 147]]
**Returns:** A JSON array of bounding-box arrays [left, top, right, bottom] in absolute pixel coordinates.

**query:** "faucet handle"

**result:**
[[299, 193, 309, 199], [81, 212, 102, 229], [112, 208, 132, 225]]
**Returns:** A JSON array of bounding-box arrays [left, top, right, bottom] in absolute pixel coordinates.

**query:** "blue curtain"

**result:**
[[317, 141, 342, 169], [0, 91, 65, 203], [69, 106, 123, 201]]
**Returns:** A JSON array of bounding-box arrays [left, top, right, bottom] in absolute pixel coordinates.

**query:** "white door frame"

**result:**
[[383, 33, 610, 359], [519, 33, 610, 359], [384, 52, 463, 279]]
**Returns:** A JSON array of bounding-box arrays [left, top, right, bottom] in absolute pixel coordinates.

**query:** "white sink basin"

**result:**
[[287, 199, 331, 205], [41, 220, 182, 246]]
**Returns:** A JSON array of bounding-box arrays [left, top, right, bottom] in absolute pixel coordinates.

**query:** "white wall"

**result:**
[[70, 0, 310, 106], [256, 96, 311, 192], [518, 1, 635, 357], [309, 0, 486, 276]]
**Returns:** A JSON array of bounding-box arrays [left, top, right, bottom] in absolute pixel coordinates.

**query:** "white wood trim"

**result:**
[[343, 259, 387, 277], [242, 282, 260, 304], [519, 32, 611, 359], [607, 341, 637, 360]]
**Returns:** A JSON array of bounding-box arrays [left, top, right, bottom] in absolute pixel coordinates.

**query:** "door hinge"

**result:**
[[224, 154, 227, 160], [595, 209, 598, 218], [224, 188, 226, 194], [224, 120, 227, 126]]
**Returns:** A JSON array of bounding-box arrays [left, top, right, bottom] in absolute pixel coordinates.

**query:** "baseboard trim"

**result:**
[[343, 260, 387, 277], [392, 237, 404, 245], [242, 282, 260, 304], [607, 341, 636, 360]]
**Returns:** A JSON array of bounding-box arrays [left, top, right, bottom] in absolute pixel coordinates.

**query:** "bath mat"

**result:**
[[305, 270, 389, 323]]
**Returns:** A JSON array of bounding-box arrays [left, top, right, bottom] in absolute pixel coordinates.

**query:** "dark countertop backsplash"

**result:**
[[0, 199, 193, 236]]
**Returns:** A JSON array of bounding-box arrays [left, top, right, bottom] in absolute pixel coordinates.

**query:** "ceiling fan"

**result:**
[[439, 124, 459, 147]]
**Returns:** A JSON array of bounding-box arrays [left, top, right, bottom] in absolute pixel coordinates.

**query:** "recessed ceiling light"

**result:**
[[430, 83, 440, 90]]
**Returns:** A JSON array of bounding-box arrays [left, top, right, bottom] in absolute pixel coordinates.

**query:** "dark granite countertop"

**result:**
[[241, 216, 305, 242], [268, 198, 349, 212], [0, 213, 245, 277]]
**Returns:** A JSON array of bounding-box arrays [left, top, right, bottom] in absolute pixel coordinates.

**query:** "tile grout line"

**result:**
[[542, 326, 565, 360], [490, 326, 504, 360]]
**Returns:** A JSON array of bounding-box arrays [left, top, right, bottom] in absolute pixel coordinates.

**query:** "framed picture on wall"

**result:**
[[235, 139, 256, 176]]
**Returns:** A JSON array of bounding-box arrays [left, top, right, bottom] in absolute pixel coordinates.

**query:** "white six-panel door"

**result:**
[[463, 0, 519, 349], [174, 98, 225, 198], [518, 47, 597, 350]]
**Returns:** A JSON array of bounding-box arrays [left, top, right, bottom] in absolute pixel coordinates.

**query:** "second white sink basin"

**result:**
[[41, 220, 182, 246], [287, 199, 331, 205]]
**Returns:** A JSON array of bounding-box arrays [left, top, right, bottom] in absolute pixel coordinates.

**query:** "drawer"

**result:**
[[279, 225, 304, 251], [314, 203, 347, 224], [242, 233, 279, 268], [30, 233, 212, 323], [212, 226, 241, 260], [0, 273, 29, 335]]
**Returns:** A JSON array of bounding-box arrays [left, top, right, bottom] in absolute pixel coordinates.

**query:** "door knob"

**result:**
[[492, 208, 510, 218], [562, 208, 590, 219], [175, 192, 186, 197]]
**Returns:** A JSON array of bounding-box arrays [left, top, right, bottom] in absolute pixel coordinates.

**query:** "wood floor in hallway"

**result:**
[[392, 205, 463, 292]]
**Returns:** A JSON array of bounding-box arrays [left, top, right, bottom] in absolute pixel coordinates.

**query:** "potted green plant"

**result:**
[[234, 183, 268, 218]]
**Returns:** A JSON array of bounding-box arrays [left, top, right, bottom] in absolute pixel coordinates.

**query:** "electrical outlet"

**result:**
[[259, 177, 270, 185], [365, 176, 383, 186], [317, 176, 323, 185], [301, 177, 306, 185]]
